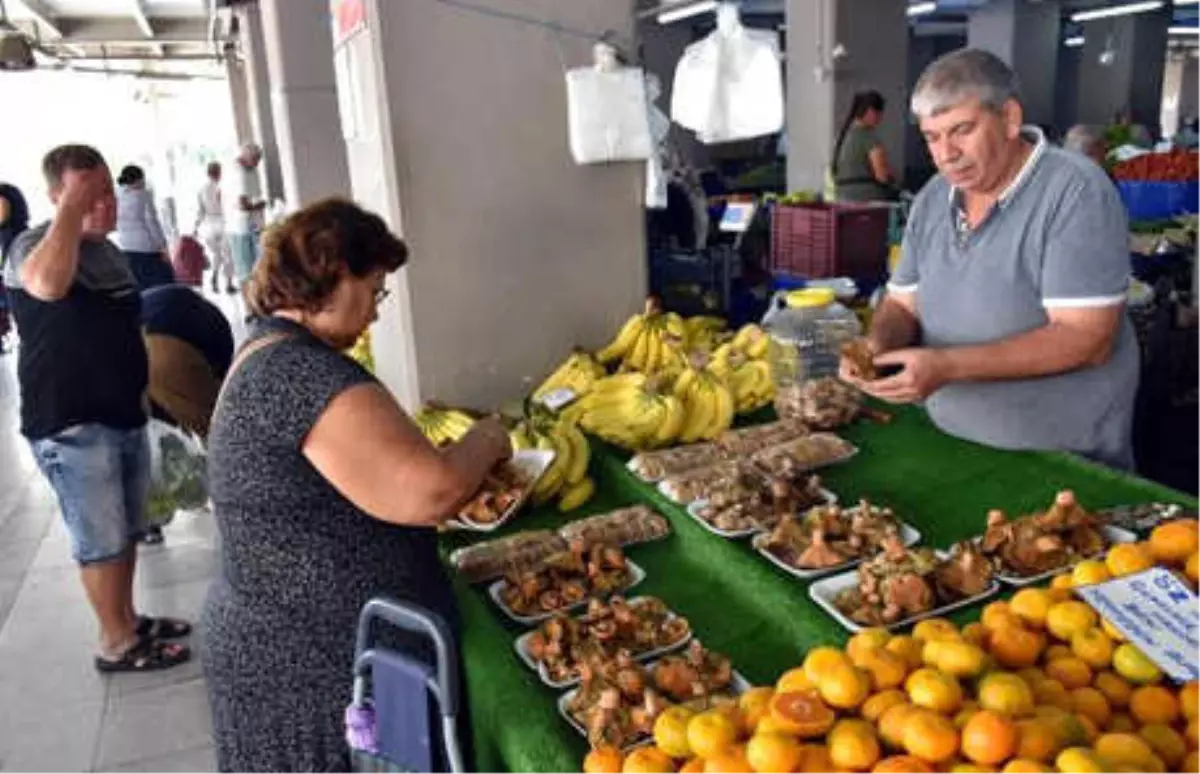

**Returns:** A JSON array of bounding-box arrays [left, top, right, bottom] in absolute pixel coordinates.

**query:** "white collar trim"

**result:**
[[948, 125, 1048, 207]]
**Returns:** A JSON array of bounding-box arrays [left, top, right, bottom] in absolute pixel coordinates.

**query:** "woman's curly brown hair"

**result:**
[[245, 198, 407, 316]]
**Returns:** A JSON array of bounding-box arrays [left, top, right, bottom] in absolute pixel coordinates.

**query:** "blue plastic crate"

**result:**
[[1117, 181, 1200, 222]]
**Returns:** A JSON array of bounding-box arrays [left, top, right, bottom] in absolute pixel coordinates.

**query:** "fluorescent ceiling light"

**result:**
[[907, 2, 938, 17], [1065, 35, 1086, 46], [1071, 1, 1164, 22], [1169, 25, 1200, 33], [657, 0, 719, 24], [1174, 0, 1199, 6]]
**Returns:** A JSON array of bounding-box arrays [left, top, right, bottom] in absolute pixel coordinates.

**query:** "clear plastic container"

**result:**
[[761, 287, 862, 418]]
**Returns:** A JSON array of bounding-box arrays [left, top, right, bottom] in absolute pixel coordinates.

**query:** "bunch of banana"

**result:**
[[681, 315, 728, 354], [566, 373, 686, 452], [509, 415, 595, 512], [414, 405, 476, 446], [595, 298, 688, 378], [672, 365, 735, 443], [729, 323, 771, 360], [346, 330, 375, 373], [725, 358, 774, 414], [531, 349, 606, 405], [707, 324, 776, 415]]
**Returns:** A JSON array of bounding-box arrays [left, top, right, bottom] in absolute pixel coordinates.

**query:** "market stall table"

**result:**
[[438, 405, 1196, 773]]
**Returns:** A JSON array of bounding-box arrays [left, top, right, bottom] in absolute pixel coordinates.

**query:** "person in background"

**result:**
[[1173, 116, 1199, 150], [195, 161, 235, 294], [203, 198, 510, 771], [5, 144, 191, 672], [841, 49, 1139, 471], [230, 143, 267, 285], [114, 165, 174, 291], [831, 90, 898, 202], [0, 183, 30, 351], [138, 283, 234, 545], [1063, 124, 1108, 168]]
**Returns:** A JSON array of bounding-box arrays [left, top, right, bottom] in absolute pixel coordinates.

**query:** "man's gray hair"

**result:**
[[910, 48, 1022, 119], [1063, 124, 1105, 155]]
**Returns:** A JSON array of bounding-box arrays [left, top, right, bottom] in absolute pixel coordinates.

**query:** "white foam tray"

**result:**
[[753, 520, 923, 580], [444, 449, 556, 533], [684, 488, 839, 540], [984, 525, 1138, 587], [487, 560, 646, 626]]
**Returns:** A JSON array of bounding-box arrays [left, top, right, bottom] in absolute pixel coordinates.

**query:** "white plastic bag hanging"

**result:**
[[645, 73, 671, 209], [145, 418, 208, 527], [566, 43, 654, 165]]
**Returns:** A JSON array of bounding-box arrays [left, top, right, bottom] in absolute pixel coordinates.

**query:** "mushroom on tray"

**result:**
[[979, 490, 1110, 577], [498, 540, 633, 617], [756, 500, 902, 570]]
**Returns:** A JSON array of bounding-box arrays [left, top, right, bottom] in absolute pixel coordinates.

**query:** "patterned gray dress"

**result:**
[[202, 316, 459, 772]]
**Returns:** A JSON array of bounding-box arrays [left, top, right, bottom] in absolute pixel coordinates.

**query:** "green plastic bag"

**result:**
[[145, 419, 208, 528]]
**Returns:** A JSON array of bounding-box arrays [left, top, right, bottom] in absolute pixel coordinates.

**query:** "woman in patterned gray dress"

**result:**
[[202, 199, 511, 772]]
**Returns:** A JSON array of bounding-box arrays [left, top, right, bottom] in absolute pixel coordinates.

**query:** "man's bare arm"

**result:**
[[20, 205, 86, 302], [869, 292, 921, 353]]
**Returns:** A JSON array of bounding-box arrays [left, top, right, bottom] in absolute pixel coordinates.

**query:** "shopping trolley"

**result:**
[[345, 597, 465, 773]]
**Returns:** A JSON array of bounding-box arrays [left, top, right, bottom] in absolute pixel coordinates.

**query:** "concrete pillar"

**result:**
[[1075, 7, 1170, 131], [238, 1, 284, 200], [1180, 55, 1198, 127], [258, 0, 351, 207], [224, 45, 254, 146], [786, 0, 908, 193], [968, 0, 1062, 129], [334, 0, 646, 410]]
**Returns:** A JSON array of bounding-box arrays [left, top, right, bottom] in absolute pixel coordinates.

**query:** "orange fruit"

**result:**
[[978, 672, 1035, 717], [1112, 643, 1163, 685], [913, 618, 961, 642], [687, 709, 739, 761], [655, 706, 697, 758], [848, 628, 893, 666], [804, 646, 851, 683], [1002, 759, 1048, 773], [1054, 747, 1105, 773], [1107, 712, 1136, 732], [1139, 723, 1187, 769], [1045, 658, 1092, 690], [1070, 628, 1113, 670], [1094, 671, 1133, 708], [584, 746, 625, 774], [907, 668, 964, 714], [990, 627, 1045, 669], [622, 747, 675, 774], [796, 744, 834, 773], [886, 636, 925, 671], [862, 690, 909, 724], [1050, 574, 1075, 592], [1181, 681, 1199, 721], [902, 710, 959, 764], [954, 703, 981, 730], [1046, 602, 1098, 643], [767, 691, 835, 738], [704, 744, 750, 774], [873, 754, 934, 773], [1010, 589, 1054, 628], [1148, 519, 1199, 564], [878, 703, 917, 750], [1043, 644, 1073, 663], [1131, 685, 1181, 725], [1184, 751, 1199, 774], [962, 622, 991, 649], [775, 667, 815, 695], [1187, 552, 1199, 584], [928, 640, 989, 679], [950, 765, 996, 773], [1046, 587, 1074, 604], [1093, 732, 1158, 770], [1071, 560, 1112, 588], [819, 663, 872, 710], [1016, 668, 1045, 689], [1105, 543, 1155, 578], [738, 688, 775, 736], [982, 602, 1023, 633], [1069, 687, 1111, 729], [1100, 617, 1127, 643], [961, 710, 1019, 765], [746, 732, 803, 774], [678, 758, 704, 774], [1015, 718, 1063, 762], [1188, 718, 1199, 750], [861, 648, 911, 692], [1032, 678, 1073, 711], [1076, 715, 1100, 744], [829, 718, 882, 771]]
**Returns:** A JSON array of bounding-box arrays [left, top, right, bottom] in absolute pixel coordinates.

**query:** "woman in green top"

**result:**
[[831, 91, 897, 202]]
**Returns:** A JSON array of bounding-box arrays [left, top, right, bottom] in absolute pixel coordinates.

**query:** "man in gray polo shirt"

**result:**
[[841, 49, 1138, 470]]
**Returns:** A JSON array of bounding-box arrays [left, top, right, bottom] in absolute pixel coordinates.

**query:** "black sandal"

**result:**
[[136, 615, 193, 641], [95, 637, 191, 673]]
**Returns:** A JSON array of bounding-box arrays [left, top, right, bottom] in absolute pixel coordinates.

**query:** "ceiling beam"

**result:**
[[7, 0, 64, 39], [129, 0, 167, 56], [52, 17, 211, 45]]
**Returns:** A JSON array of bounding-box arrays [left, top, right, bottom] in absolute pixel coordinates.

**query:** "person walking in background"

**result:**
[[831, 91, 898, 202], [114, 164, 175, 291], [1063, 125, 1108, 168], [230, 143, 267, 284], [0, 183, 30, 351], [5, 144, 191, 673], [195, 161, 235, 294]]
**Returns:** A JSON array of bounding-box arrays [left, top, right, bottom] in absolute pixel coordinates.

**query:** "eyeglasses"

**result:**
[[373, 287, 391, 304]]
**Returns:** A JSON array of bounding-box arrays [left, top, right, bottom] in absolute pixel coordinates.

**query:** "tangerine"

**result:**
[[1031, 678, 1073, 711], [878, 702, 917, 750], [1070, 628, 1114, 669], [803, 646, 851, 684], [1054, 747, 1105, 773], [1105, 543, 1155, 578], [795, 744, 834, 773], [1010, 589, 1054, 628], [963, 622, 991, 649], [1187, 552, 1199, 585], [1046, 602, 1097, 643], [981, 602, 1023, 633], [687, 709, 739, 761], [622, 747, 676, 774], [1130, 685, 1180, 725], [1016, 668, 1045, 689], [1050, 574, 1075, 592], [737, 688, 775, 736], [1071, 560, 1112, 588], [1100, 617, 1127, 643], [862, 648, 911, 692], [931, 640, 990, 678], [1094, 671, 1133, 708], [886, 636, 925, 671], [953, 703, 981, 730], [1068, 687, 1111, 728], [848, 628, 892, 666], [961, 710, 1019, 765], [873, 754, 934, 773], [950, 765, 997, 773], [1139, 724, 1187, 769], [1184, 751, 1199, 774], [829, 718, 882, 772], [767, 691, 835, 738], [1187, 718, 1199, 750], [901, 710, 959, 764], [913, 618, 961, 642], [1015, 718, 1063, 762], [1148, 519, 1199, 564], [978, 672, 1035, 717], [1002, 759, 1048, 773], [775, 667, 815, 695], [746, 732, 803, 774], [907, 668, 964, 714], [1107, 712, 1136, 733], [1181, 681, 1199, 721], [655, 706, 697, 759], [678, 758, 704, 774], [1045, 658, 1093, 690], [1093, 732, 1158, 771], [990, 627, 1045, 670], [1043, 644, 1073, 663], [819, 663, 872, 710], [584, 746, 625, 774], [862, 690, 909, 724], [1113, 643, 1163, 684], [704, 744, 750, 774]]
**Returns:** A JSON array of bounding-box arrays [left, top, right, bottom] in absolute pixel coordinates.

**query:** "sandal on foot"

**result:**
[[95, 637, 191, 673], [136, 615, 192, 640]]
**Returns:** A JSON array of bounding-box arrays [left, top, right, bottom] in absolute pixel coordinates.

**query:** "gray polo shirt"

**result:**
[[890, 128, 1139, 469]]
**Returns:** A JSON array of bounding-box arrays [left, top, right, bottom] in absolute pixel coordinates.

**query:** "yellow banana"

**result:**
[[626, 329, 652, 372], [440, 410, 475, 441], [678, 380, 716, 444], [561, 421, 590, 484], [652, 394, 686, 447], [703, 377, 735, 440], [557, 476, 595, 512], [662, 312, 686, 340], [744, 328, 770, 360], [596, 314, 647, 364], [509, 422, 535, 453], [531, 431, 570, 503], [672, 367, 698, 400]]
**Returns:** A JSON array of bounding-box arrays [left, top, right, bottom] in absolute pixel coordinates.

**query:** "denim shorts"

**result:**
[[30, 423, 150, 565]]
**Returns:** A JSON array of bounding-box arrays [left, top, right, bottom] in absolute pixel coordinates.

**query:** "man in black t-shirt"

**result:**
[[4, 145, 191, 673]]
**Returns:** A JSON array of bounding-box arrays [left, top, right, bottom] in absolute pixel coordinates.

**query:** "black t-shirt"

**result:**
[[4, 223, 148, 439], [141, 285, 234, 376]]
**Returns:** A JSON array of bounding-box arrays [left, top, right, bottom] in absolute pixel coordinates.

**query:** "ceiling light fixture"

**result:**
[[1065, 35, 1086, 46], [657, 0, 719, 25], [907, 2, 938, 17], [1071, 1, 1164, 22], [1168, 25, 1200, 33]]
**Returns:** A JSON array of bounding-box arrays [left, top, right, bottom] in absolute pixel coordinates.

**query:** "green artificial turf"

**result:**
[[440, 406, 1196, 772]]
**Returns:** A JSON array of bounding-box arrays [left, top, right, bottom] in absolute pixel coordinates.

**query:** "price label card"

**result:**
[[539, 388, 578, 412], [1074, 566, 1199, 682]]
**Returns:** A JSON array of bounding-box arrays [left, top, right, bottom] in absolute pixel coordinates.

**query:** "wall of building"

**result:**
[[967, 0, 1061, 129], [1076, 8, 1170, 132]]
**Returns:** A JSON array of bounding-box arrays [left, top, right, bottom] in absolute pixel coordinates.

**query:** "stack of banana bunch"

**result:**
[[680, 315, 729, 355], [670, 361, 735, 443], [560, 372, 687, 452], [413, 404, 477, 446], [530, 349, 606, 406], [595, 298, 689, 378], [509, 415, 595, 512], [708, 323, 776, 415]]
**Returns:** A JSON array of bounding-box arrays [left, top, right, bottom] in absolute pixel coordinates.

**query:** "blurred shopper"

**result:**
[[203, 199, 509, 770], [230, 143, 267, 284], [115, 164, 175, 291], [195, 161, 235, 294], [831, 90, 898, 202], [0, 183, 30, 350], [1064, 124, 1108, 167], [5, 144, 191, 672]]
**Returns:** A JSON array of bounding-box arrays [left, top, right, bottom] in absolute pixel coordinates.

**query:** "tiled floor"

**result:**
[[0, 285, 247, 772]]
